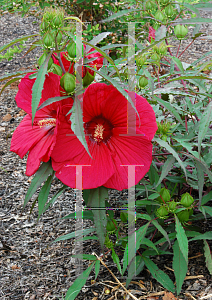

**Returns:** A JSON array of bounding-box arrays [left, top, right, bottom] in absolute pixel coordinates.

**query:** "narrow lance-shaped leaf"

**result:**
[[0, 77, 22, 96], [0, 70, 35, 82], [111, 249, 122, 275], [102, 8, 140, 22], [175, 215, 188, 265], [203, 240, 212, 275], [173, 240, 188, 295], [38, 173, 54, 219], [23, 161, 53, 209], [53, 228, 96, 243], [143, 257, 175, 293], [65, 261, 95, 300], [0, 34, 37, 53], [87, 187, 108, 252], [37, 96, 71, 111], [156, 156, 176, 187], [198, 101, 212, 156], [69, 96, 92, 158], [194, 160, 204, 205], [154, 138, 187, 181], [86, 32, 111, 52], [172, 17, 212, 24], [153, 95, 184, 126], [31, 52, 52, 124], [151, 219, 171, 246]]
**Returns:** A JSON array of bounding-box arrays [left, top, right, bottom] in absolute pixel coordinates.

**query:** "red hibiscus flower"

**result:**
[[53, 45, 103, 77], [148, 26, 156, 43], [51, 83, 157, 191], [10, 73, 71, 176]]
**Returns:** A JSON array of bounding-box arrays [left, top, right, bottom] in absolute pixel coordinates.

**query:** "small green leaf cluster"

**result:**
[[0, 42, 25, 61]]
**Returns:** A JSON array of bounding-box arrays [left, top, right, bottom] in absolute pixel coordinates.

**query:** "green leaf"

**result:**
[[69, 96, 91, 158], [71, 254, 97, 260], [143, 257, 175, 292], [198, 101, 212, 156], [173, 240, 188, 295], [172, 57, 184, 73], [95, 259, 100, 280], [0, 70, 35, 82], [87, 32, 111, 48], [0, 77, 22, 95], [65, 261, 95, 300], [151, 219, 171, 246], [63, 210, 94, 221], [141, 238, 159, 253], [154, 138, 187, 181], [156, 156, 176, 187], [126, 256, 145, 288], [53, 228, 96, 243], [102, 8, 139, 22], [31, 52, 51, 124], [39, 185, 68, 219], [38, 173, 54, 219], [87, 187, 108, 252], [182, 2, 200, 16], [201, 191, 212, 205], [172, 17, 212, 24], [37, 96, 71, 111], [184, 153, 212, 182], [135, 222, 150, 251], [175, 215, 188, 265], [23, 161, 53, 209], [0, 34, 37, 53], [203, 240, 212, 275], [111, 249, 122, 275], [189, 232, 212, 241], [153, 96, 184, 126]]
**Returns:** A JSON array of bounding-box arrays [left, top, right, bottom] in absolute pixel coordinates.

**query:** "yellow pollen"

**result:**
[[93, 124, 104, 141], [38, 118, 56, 128]]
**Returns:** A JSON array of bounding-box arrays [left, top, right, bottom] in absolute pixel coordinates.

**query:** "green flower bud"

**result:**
[[157, 188, 171, 203], [40, 21, 49, 32], [67, 41, 79, 59], [180, 193, 194, 208], [53, 15, 63, 28], [56, 31, 63, 45], [151, 52, 160, 61], [165, 4, 174, 18], [60, 73, 76, 94], [120, 211, 128, 223], [188, 208, 193, 216], [43, 32, 54, 48], [168, 201, 177, 212], [155, 10, 165, 22], [174, 25, 188, 40], [139, 76, 148, 88], [177, 210, 190, 222], [158, 42, 167, 56], [156, 206, 169, 219], [106, 219, 117, 232], [136, 55, 146, 67], [83, 70, 95, 87], [38, 53, 53, 69], [51, 63, 63, 76], [160, 0, 169, 5], [146, 0, 154, 11]]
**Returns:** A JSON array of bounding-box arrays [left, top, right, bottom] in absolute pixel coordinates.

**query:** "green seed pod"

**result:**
[[158, 42, 167, 56], [180, 193, 194, 208], [177, 210, 190, 222], [60, 73, 76, 94], [155, 10, 165, 22], [38, 53, 53, 69], [139, 76, 148, 88], [151, 52, 160, 61], [174, 24, 188, 39], [51, 63, 63, 76], [83, 69, 95, 87], [56, 31, 63, 45], [120, 211, 128, 223], [168, 201, 177, 212], [67, 41, 78, 59], [165, 4, 174, 18], [157, 188, 171, 203], [106, 219, 117, 232], [136, 55, 146, 67], [156, 206, 169, 219], [43, 32, 54, 48]]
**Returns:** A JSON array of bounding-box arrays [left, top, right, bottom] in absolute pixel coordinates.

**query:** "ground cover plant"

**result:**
[[1, 0, 212, 299]]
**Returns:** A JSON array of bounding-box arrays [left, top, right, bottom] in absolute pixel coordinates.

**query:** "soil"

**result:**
[[0, 4, 212, 300]]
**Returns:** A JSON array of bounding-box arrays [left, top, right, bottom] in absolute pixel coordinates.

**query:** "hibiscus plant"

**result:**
[[1, 0, 212, 299]]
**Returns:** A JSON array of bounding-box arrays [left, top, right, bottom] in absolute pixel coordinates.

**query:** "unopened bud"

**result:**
[[136, 55, 146, 67], [156, 206, 169, 219], [139, 76, 148, 88], [155, 10, 165, 22], [43, 32, 54, 48], [165, 4, 174, 18], [157, 188, 171, 203], [60, 73, 76, 94], [38, 53, 53, 69], [180, 193, 194, 208], [177, 210, 190, 222], [174, 24, 188, 39]]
